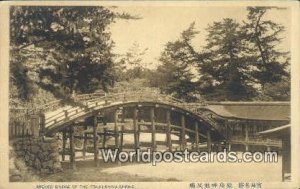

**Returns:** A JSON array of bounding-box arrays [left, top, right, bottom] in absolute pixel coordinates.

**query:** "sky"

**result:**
[[108, 6, 291, 69]]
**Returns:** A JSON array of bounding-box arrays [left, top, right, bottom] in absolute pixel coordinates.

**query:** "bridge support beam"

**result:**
[[225, 120, 229, 140], [180, 115, 186, 150], [150, 107, 156, 151], [228, 143, 231, 151], [114, 110, 119, 148], [102, 128, 107, 148], [93, 116, 99, 167], [207, 130, 211, 153], [120, 108, 125, 150], [253, 125, 257, 134], [232, 124, 235, 135], [133, 107, 139, 149], [194, 122, 199, 151], [62, 129, 67, 161], [166, 110, 172, 151], [245, 144, 249, 152], [82, 124, 88, 160], [69, 125, 76, 170], [245, 124, 249, 152], [138, 122, 141, 144]]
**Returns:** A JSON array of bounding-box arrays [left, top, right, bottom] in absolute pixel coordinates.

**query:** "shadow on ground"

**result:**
[[37, 159, 180, 182]]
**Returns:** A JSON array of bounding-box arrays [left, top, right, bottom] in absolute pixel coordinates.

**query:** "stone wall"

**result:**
[[12, 137, 62, 175]]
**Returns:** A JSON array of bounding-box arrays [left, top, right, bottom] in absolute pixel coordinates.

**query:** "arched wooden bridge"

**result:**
[[42, 91, 225, 139], [8, 90, 229, 168], [10, 90, 290, 168], [10, 90, 227, 152]]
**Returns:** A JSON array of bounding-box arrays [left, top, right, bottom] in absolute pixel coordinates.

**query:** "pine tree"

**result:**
[[116, 42, 150, 81], [10, 6, 131, 101], [201, 18, 256, 101], [153, 23, 200, 102], [243, 7, 289, 93]]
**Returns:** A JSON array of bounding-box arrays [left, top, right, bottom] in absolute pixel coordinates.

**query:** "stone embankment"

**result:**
[[10, 137, 62, 181]]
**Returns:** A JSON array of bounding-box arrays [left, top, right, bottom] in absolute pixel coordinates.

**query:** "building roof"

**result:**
[[258, 124, 290, 138], [202, 101, 290, 121]]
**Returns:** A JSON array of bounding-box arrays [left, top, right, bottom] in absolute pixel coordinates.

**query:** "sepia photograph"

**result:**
[[0, 1, 299, 189]]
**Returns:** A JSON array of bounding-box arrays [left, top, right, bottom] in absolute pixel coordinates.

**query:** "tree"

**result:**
[[116, 42, 150, 81], [10, 6, 133, 102], [262, 78, 290, 101], [152, 23, 200, 102], [243, 7, 290, 93], [10, 50, 36, 100], [200, 18, 256, 101]]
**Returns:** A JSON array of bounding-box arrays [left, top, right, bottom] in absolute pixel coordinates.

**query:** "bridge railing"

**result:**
[[42, 91, 201, 126], [10, 90, 211, 138]]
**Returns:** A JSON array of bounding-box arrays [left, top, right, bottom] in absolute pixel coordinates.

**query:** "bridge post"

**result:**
[[245, 124, 249, 152], [225, 120, 229, 140], [137, 110, 141, 144], [180, 115, 186, 150], [102, 128, 107, 148], [69, 125, 76, 170], [207, 130, 211, 153], [253, 125, 257, 134], [104, 93, 108, 104], [225, 120, 231, 150], [123, 94, 127, 102], [114, 110, 119, 149], [166, 110, 172, 151], [194, 122, 199, 151], [120, 108, 125, 150], [62, 129, 67, 161], [232, 123, 235, 135], [228, 143, 231, 151], [64, 110, 69, 121], [82, 124, 88, 160], [133, 107, 139, 149], [150, 107, 156, 151], [93, 116, 99, 167], [120, 125, 124, 150]]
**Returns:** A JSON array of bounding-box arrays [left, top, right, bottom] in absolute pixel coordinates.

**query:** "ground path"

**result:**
[[35, 156, 281, 182]]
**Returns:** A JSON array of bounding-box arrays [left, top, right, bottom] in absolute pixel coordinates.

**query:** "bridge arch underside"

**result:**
[[44, 101, 224, 151]]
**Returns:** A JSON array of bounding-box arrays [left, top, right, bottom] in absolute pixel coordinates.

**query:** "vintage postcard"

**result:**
[[0, 1, 299, 189]]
